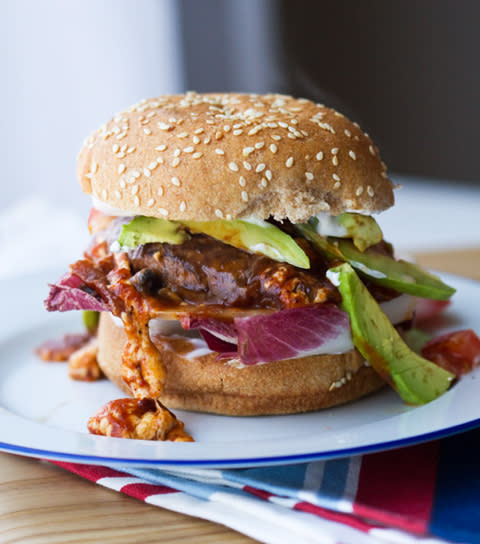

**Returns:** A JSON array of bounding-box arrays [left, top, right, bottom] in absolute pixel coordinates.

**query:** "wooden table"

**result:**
[[1, 249, 479, 544]]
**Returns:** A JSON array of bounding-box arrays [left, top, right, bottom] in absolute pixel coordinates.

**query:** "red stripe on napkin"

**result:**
[[354, 441, 439, 534], [51, 461, 179, 499], [51, 461, 128, 482], [121, 482, 178, 500], [295, 502, 381, 533]]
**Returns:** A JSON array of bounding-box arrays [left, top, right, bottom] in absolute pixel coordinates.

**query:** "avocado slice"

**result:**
[[118, 216, 189, 248], [329, 263, 454, 404], [296, 222, 455, 300], [117, 216, 310, 269], [336, 239, 455, 300], [337, 213, 383, 251], [82, 310, 99, 334], [179, 219, 310, 269]]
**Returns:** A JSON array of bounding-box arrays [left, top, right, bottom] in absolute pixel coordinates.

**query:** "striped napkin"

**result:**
[[52, 427, 480, 544]]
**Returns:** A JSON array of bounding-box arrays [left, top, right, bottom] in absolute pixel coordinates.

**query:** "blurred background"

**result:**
[[2, 0, 479, 274]]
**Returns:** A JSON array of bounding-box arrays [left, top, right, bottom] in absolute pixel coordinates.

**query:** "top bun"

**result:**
[[78, 92, 394, 222]]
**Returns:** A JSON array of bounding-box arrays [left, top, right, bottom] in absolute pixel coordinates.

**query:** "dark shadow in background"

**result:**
[[179, 0, 479, 183]]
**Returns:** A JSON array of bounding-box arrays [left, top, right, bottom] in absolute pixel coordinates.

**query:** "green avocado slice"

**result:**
[[118, 216, 310, 269], [296, 222, 455, 300], [82, 310, 99, 334], [337, 213, 383, 251], [182, 219, 310, 269], [330, 263, 454, 405], [118, 216, 189, 247]]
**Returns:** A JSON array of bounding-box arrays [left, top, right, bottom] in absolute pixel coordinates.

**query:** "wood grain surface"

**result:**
[[1, 248, 478, 544]]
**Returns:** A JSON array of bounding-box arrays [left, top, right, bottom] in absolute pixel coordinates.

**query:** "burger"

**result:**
[[44, 92, 456, 442]]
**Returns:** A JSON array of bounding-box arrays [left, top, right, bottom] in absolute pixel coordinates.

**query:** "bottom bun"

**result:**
[[97, 312, 385, 416]]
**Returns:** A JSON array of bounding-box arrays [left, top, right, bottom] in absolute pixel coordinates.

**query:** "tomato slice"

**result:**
[[414, 298, 450, 324], [421, 329, 480, 376], [87, 208, 116, 234]]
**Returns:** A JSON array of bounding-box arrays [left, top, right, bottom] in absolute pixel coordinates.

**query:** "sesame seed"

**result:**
[[278, 121, 288, 128], [356, 186, 364, 196], [158, 122, 172, 131], [171, 177, 181, 186], [143, 168, 151, 177], [243, 147, 254, 156], [112, 143, 120, 153], [148, 161, 158, 170], [156, 144, 167, 151], [192, 135, 200, 144], [147, 198, 155, 207], [316, 151, 324, 161], [159, 208, 169, 216], [183, 146, 194, 153], [171, 157, 180, 167], [367, 185, 375, 196], [193, 152, 203, 159], [248, 126, 262, 135], [173, 149, 181, 157], [305, 172, 314, 180], [215, 148, 225, 155], [271, 134, 281, 141], [114, 190, 121, 199], [91, 162, 98, 173], [224, 125, 231, 132], [118, 164, 126, 174], [215, 209, 224, 218], [333, 181, 341, 189], [260, 178, 268, 188], [131, 185, 138, 195], [369, 145, 376, 156], [127, 146, 136, 154], [344, 129, 352, 137], [157, 156, 164, 164], [239, 176, 246, 187], [270, 144, 278, 153], [158, 187, 164, 196], [243, 161, 252, 171], [332, 156, 339, 166], [134, 196, 140, 207], [285, 156, 294, 168], [194, 128, 204, 134], [241, 191, 249, 202], [215, 131, 223, 140], [203, 137, 211, 144], [233, 129, 243, 136], [349, 150, 357, 160], [180, 201, 186, 212], [119, 179, 126, 189], [143, 128, 152, 135], [331, 147, 339, 155], [254, 142, 265, 149], [332, 173, 341, 181], [256, 163, 266, 173], [229, 162, 239, 172], [177, 132, 188, 138]]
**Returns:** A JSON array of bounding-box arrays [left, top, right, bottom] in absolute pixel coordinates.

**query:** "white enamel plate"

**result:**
[[1, 269, 479, 468]]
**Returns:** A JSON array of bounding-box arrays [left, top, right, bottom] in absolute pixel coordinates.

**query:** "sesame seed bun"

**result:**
[[97, 313, 385, 416], [78, 92, 394, 222]]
